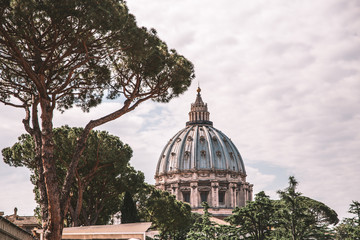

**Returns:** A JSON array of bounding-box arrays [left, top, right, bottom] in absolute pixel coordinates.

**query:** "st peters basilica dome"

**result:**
[[155, 88, 253, 217]]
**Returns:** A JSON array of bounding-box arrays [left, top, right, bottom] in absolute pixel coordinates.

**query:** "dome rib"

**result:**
[[203, 126, 215, 170], [211, 128, 230, 170], [177, 126, 193, 171], [231, 138, 246, 174], [157, 129, 183, 174], [156, 139, 170, 175]]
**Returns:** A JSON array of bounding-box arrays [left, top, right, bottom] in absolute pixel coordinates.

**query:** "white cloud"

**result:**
[[246, 166, 276, 193]]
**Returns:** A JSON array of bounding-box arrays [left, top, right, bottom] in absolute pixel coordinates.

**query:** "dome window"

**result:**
[[229, 152, 234, 160], [216, 151, 221, 157], [200, 136, 205, 143], [187, 136, 193, 141], [200, 150, 206, 157], [176, 138, 182, 142], [171, 152, 176, 156], [212, 136, 217, 142]]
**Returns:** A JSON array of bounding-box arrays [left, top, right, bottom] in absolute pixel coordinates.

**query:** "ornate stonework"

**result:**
[[155, 88, 253, 218]]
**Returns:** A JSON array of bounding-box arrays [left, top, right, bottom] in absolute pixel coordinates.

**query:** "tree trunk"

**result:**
[[28, 93, 141, 238], [72, 180, 84, 227], [40, 98, 63, 240], [32, 129, 49, 229], [35, 148, 49, 229]]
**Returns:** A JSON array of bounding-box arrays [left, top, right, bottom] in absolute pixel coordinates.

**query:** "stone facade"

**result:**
[[155, 88, 253, 218], [5, 208, 40, 235], [0, 216, 35, 240], [156, 171, 253, 217]]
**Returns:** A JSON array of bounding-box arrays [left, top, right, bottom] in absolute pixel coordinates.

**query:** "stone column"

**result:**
[[249, 184, 254, 201], [211, 181, 219, 208], [238, 184, 245, 207], [235, 187, 239, 207], [244, 183, 250, 205], [190, 182, 199, 208], [234, 184, 238, 207]]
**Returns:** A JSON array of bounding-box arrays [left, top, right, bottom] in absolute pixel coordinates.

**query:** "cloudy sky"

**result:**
[[1, 0, 359, 221]]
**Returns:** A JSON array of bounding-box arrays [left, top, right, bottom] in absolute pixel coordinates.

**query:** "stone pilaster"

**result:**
[[245, 184, 248, 205], [229, 183, 237, 208], [211, 181, 219, 208], [190, 182, 199, 208], [238, 184, 245, 207]]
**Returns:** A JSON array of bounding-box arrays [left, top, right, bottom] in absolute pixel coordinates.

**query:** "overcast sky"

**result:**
[[1, 0, 359, 221]]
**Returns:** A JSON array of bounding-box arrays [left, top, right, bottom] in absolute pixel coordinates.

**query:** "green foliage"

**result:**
[[186, 202, 238, 240], [2, 126, 145, 226], [335, 201, 360, 240], [186, 202, 217, 240], [121, 191, 140, 223], [349, 200, 360, 226], [226, 191, 275, 240], [274, 176, 339, 240], [0, 0, 194, 111], [218, 177, 339, 240], [2, 134, 36, 168], [137, 185, 193, 240]]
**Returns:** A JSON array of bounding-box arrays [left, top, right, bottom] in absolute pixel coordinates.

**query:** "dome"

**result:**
[[155, 124, 246, 176], [154, 87, 253, 217], [156, 87, 246, 176]]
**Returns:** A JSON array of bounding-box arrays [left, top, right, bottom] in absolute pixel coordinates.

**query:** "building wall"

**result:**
[[0, 216, 34, 240], [155, 170, 253, 217]]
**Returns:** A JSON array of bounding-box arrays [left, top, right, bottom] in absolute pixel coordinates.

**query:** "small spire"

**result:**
[[195, 87, 204, 105]]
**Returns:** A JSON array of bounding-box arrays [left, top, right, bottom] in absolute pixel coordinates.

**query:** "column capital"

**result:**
[[171, 183, 179, 188], [229, 183, 237, 189], [211, 181, 219, 188]]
